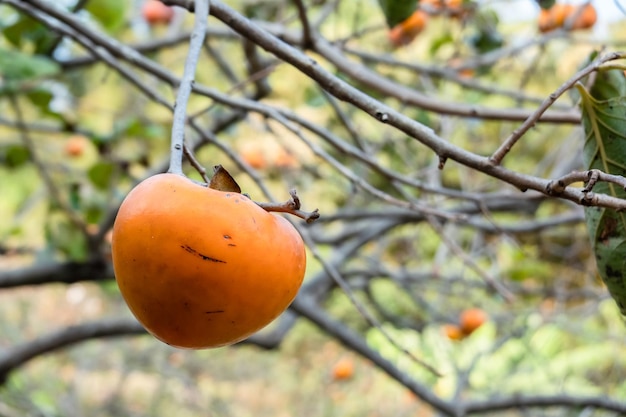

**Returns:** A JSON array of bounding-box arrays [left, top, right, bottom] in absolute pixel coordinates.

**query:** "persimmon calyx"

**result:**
[[207, 164, 319, 223], [208, 165, 242, 193]]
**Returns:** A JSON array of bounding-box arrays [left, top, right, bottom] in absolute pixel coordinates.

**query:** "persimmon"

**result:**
[[388, 10, 429, 48], [64, 135, 88, 157], [142, 0, 174, 25], [332, 357, 355, 381], [442, 324, 464, 341], [272, 149, 299, 169], [570, 4, 597, 31], [538, 4, 572, 33], [240, 148, 267, 170], [111, 173, 306, 348], [538, 3, 596, 33], [459, 308, 487, 335]]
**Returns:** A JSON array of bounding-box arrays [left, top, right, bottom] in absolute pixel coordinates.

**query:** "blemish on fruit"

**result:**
[[181, 245, 226, 263], [223, 234, 231, 239], [205, 310, 225, 314]]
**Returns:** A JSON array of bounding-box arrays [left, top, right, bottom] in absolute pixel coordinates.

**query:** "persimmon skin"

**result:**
[[112, 173, 306, 349]]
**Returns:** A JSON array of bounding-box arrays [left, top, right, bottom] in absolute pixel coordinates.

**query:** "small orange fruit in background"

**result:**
[[570, 4, 596, 30], [388, 10, 429, 47], [332, 357, 355, 381], [442, 324, 465, 341], [64, 135, 88, 157], [459, 308, 487, 335], [111, 173, 306, 348], [240, 148, 267, 170], [538, 3, 596, 33], [142, 0, 174, 25]]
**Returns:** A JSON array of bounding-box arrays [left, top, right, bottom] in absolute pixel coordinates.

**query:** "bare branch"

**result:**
[[490, 51, 626, 165], [547, 169, 626, 196], [0, 259, 112, 289], [168, 0, 210, 175]]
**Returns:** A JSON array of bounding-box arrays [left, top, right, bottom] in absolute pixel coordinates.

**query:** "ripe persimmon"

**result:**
[[240, 148, 267, 170], [111, 173, 306, 348], [538, 3, 596, 33], [332, 357, 355, 381], [570, 4, 596, 31], [142, 0, 174, 25], [538, 3, 572, 33], [64, 135, 88, 157], [388, 10, 429, 48], [442, 324, 465, 341], [459, 308, 487, 335]]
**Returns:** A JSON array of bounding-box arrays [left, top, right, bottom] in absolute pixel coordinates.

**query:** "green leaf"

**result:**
[[85, 0, 126, 33], [535, 0, 556, 10], [3, 144, 30, 168], [2, 14, 57, 53], [579, 69, 626, 315], [88, 161, 115, 190], [0, 49, 60, 83], [377, 0, 417, 28]]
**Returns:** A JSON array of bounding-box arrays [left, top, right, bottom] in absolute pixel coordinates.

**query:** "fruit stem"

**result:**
[[256, 189, 320, 223], [168, 0, 210, 175]]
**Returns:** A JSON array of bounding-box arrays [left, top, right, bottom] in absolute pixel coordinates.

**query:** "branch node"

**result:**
[[256, 189, 320, 223], [375, 110, 389, 123], [438, 156, 448, 170]]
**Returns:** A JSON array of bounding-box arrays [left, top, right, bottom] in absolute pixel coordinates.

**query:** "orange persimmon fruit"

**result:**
[[240, 148, 267, 170], [64, 135, 88, 157], [442, 324, 465, 341], [332, 357, 355, 381], [111, 173, 306, 348], [388, 10, 429, 47], [538, 3, 596, 33], [459, 308, 487, 335], [142, 0, 174, 25], [570, 4, 597, 30]]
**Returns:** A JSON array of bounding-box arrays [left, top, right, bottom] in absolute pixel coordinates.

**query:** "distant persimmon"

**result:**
[[332, 357, 355, 381], [459, 308, 488, 335], [142, 0, 174, 25], [64, 135, 88, 157], [538, 3, 596, 33], [570, 4, 597, 31], [388, 10, 429, 48], [240, 148, 267, 170], [442, 324, 465, 341]]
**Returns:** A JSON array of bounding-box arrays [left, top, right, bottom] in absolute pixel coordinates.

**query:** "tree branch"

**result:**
[[168, 0, 210, 175]]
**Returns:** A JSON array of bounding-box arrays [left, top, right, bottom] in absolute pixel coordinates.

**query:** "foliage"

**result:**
[[580, 67, 626, 315]]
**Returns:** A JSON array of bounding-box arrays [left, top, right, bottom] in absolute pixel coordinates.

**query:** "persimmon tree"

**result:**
[[1, 0, 626, 416]]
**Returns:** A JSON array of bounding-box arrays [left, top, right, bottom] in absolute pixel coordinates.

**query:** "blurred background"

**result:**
[[1, 0, 626, 416]]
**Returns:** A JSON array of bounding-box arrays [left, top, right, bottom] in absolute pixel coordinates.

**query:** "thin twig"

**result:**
[[490, 51, 626, 165], [292, 0, 312, 48], [298, 228, 443, 377], [168, 0, 210, 175], [546, 169, 626, 195], [7, 94, 88, 234], [256, 189, 320, 223]]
